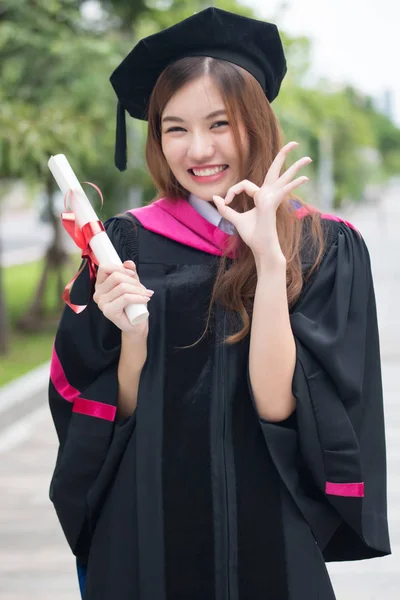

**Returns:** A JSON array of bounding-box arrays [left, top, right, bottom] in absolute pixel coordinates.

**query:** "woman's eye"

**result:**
[[164, 121, 228, 133], [211, 121, 229, 129], [165, 126, 186, 133]]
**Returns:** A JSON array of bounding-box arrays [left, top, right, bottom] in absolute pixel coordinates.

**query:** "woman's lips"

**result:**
[[188, 165, 229, 184]]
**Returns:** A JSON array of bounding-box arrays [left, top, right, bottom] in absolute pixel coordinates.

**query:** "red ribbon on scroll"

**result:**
[[61, 183, 105, 314]]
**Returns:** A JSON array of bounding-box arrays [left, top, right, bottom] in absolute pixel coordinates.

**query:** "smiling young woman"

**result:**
[[146, 56, 325, 344], [48, 7, 390, 600]]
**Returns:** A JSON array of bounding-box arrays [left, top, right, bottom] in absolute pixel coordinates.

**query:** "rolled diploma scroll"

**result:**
[[48, 154, 149, 326]]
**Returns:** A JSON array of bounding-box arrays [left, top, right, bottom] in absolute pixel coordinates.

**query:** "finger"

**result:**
[[264, 141, 299, 184], [102, 293, 152, 318], [282, 176, 309, 197], [276, 157, 312, 188], [221, 180, 260, 206], [94, 271, 143, 300], [99, 278, 152, 306], [96, 264, 129, 286], [98, 281, 154, 308], [213, 195, 241, 227]]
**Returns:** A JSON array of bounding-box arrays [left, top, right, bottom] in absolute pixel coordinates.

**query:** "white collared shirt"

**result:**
[[188, 194, 235, 235]]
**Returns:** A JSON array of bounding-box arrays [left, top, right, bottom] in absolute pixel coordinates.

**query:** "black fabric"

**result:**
[[255, 220, 391, 560], [49, 217, 137, 560], [229, 336, 288, 599], [110, 7, 286, 169], [163, 264, 217, 599], [84, 414, 140, 599], [49, 213, 390, 600], [280, 485, 336, 600]]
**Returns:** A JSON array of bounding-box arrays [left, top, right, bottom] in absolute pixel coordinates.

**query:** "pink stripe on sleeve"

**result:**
[[50, 346, 80, 403], [73, 397, 116, 422], [325, 482, 364, 497]]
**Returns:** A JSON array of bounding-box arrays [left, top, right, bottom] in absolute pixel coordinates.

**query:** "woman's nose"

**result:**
[[187, 133, 214, 161]]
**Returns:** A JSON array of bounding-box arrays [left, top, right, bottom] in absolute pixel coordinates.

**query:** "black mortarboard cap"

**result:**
[[110, 7, 287, 171]]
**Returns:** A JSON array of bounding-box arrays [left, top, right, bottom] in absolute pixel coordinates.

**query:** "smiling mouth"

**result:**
[[188, 165, 229, 177]]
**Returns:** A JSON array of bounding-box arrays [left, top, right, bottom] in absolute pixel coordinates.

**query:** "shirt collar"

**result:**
[[188, 193, 235, 235]]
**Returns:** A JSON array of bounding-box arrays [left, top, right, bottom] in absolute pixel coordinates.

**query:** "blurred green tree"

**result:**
[[0, 0, 141, 334]]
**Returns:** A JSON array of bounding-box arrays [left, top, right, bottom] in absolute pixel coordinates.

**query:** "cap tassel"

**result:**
[[115, 101, 127, 171]]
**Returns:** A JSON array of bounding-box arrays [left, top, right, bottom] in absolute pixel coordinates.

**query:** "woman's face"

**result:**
[[161, 75, 249, 202]]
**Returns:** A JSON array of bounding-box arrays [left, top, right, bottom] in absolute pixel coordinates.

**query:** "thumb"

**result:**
[[213, 195, 240, 227]]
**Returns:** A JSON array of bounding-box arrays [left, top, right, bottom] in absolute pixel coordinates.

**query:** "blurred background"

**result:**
[[0, 1, 399, 599]]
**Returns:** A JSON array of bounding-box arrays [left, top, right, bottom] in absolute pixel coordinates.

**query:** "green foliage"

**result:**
[[0, 0, 137, 210], [275, 51, 399, 204]]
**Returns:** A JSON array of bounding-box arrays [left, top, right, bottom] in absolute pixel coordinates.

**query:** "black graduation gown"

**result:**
[[48, 202, 390, 600]]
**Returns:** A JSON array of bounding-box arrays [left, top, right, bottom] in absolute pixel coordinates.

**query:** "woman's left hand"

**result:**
[[213, 141, 312, 265]]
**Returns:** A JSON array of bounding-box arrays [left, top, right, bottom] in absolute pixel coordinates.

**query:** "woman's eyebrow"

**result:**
[[162, 109, 227, 123]]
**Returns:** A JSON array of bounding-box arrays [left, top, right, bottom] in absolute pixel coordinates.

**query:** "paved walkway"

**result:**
[[0, 185, 399, 599]]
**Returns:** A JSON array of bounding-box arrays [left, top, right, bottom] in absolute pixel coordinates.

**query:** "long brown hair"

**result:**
[[146, 56, 325, 344]]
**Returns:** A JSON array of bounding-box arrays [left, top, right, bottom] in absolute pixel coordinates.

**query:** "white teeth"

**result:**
[[192, 165, 226, 177]]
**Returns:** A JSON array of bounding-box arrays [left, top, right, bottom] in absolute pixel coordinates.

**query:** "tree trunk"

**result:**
[[17, 174, 71, 331]]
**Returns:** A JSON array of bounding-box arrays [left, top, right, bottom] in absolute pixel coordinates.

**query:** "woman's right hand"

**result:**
[[93, 260, 153, 335]]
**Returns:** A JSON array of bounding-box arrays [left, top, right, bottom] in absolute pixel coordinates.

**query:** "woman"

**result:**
[[49, 8, 390, 600]]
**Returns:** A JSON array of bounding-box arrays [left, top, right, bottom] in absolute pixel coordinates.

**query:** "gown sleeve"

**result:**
[[253, 219, 391, 561], [48, 214, 139, 561]]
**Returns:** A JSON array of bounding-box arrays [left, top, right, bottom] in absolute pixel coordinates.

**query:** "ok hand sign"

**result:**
[[213, 142, 312, 264]]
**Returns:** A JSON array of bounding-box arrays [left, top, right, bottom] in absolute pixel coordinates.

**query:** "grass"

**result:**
[[0, 331, 55, 386], [0, 255, 80, 387]]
